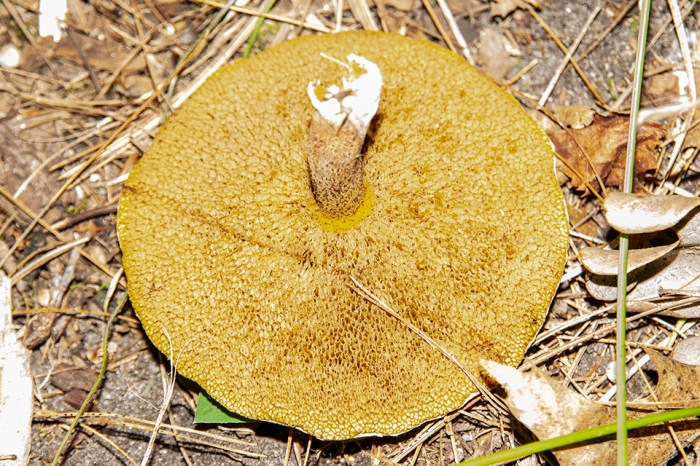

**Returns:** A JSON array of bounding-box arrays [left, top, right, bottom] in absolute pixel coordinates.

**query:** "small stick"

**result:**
[[538, 5, 602, 108]]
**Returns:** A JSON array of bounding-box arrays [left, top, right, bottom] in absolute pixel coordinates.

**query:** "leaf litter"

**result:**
[[0, 0, 699, 465]]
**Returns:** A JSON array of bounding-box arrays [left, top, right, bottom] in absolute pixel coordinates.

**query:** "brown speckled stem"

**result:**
[[307, 112, 366, 218]]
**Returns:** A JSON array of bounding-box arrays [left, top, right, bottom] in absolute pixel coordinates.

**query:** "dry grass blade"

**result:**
[[419, 0, 456, 53], [348, 277, 508, 416], [436, 0, 472, 63], [347, 0, 379, 30], [0, 185, 117, 279], [194, 0, 330, 32], [10, 236, 90, 285], [35, 410, 260, 455], [56, 422, 138, 466]]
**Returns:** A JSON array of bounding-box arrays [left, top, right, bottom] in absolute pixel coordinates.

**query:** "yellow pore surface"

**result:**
[[117, 31, 569, 440]]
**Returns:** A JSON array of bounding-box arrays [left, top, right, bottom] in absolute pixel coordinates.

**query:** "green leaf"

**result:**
[[194, 391, 252, 424]]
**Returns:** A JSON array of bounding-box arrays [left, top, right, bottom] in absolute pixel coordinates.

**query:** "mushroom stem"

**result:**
[[307, 112, 366, 217], [307, 54, 382, 218]]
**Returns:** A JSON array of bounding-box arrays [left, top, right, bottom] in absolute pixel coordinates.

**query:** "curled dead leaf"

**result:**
[[586, 248, 700, 317], [579, 241, 679, 275], [604, 192, 700, 234], [586, 208, 700, 316], [646, 349, 700, 405], [547, 113, 666, 192], [672, 337, 700, 367]]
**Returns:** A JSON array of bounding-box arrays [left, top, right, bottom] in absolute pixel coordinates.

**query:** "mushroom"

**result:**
[[117, 31, 569, 440]]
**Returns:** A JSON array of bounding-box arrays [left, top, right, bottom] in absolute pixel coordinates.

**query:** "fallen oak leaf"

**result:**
[[481, 359, 700, 465], [547, 113, 666, 192]]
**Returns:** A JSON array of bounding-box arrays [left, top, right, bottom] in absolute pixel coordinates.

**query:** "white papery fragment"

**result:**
[[480, 360, 593, 437], [0, 45, 20, 68], [0, 274, 32, 466], [39, 0, 67, 42], [307, 53, 382, 137]]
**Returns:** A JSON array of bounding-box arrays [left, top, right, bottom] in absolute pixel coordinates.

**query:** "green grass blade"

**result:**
[[457, 406, 700, 466], [615, 1, 652, 464]]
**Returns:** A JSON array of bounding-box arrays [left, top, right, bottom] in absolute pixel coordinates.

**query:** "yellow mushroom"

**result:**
[[117, 31, 569, 440]]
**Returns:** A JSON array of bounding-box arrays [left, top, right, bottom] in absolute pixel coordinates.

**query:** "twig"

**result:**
[[10, 236, 90, 285], [51, 204, 119, 231], [420, 0, 457, 54], [50, 292, 129, 465], [193, 0, 330, 32], [538, 5, 601, 108], [525, 4, 605, 104], [347, 0, 379, 31], [436, 0, 473, 64], [36, 409, 260, 456]]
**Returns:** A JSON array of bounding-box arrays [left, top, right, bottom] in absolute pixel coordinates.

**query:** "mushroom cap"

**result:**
[[117, 31, 569, 440]]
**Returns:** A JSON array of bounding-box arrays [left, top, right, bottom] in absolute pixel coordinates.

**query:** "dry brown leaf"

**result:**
[[579, 241, 679, 275], [490, 0, 524, 18], [381, 0, 417, 11], [475, 26, 514, 81], [482, 358, 700, 466], [604, 193, 700, 234], [548, 114, 666, 192], [566, 197, 603, 239], [646, 349, 700, 405], [553, 105, 596, 129], [643, 71, 681, 105]]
